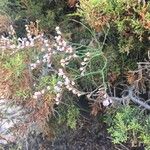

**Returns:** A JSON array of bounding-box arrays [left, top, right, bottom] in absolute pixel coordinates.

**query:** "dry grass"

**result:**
[[0, 65, 13, 99], [0, 14, 12, 34]]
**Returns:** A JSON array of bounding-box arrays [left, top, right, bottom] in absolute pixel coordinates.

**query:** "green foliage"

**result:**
[[6, 0, 66, 31], [37, 75, 59, 93], [106, 106, 150, 148], [1, 0, 150, 148], [3, 53, 26, 77], [15, 89, 30, 98], [77, 0, 150, 51], [107, 106, 141, 144], [0, 0, 8, 12], [67, 104, 80, 129], [57, 97, 80, 130], [140, 117, 150, 150]]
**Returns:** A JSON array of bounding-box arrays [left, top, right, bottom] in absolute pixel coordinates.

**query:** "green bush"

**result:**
[[106, 106, 150, 148], [6, 0, 66, 32], [57, 98, 80, 130]]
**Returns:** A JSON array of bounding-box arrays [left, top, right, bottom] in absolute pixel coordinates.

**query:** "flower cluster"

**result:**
[[8, 25, 15, 36], [96, 89, 113, 107], [0, 27, 44, 54], [54, 81, 63, 105], [58, 68, 83, 98], [60, 53, 78, 67], [32, 91, 44, 100], [54, 37, 72, 53], [102, 94, 113, 107], [79, 52, 91, 76], [29, 47, 52, 70], [0, 25, 89, 106]]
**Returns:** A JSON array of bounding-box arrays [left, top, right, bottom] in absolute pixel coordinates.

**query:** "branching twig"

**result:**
[[110, 87, 150, 110]]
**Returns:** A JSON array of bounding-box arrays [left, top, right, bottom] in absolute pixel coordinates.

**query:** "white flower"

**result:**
[[67, 46, 73, 53], [103, 94, 107, 99], [55, 26, 60, 31], [56, 101, 60, 105], [36, 60, 40, 64], [81, 62, 86, 66], [81, 72, 85, 76], [86, 52, 90, 57], [60, 59, 65, 63], [34, 91, 41, 96], [60, 47, 65, 51], [56, 31, 61, 35], [72, 89, 78, 95], [25, 41, 30, 46], [41, 89, 45, 94], [64, 78, 70, 85], [10, 44, 16, 49], [71, 81, 75, 85], [84, 58, 88, 61], [56, 35, 61, 41], [62, 41, 67, 47], [17, 44, 21, 49], [33, 91, 42, 99], [48, 48, 51, 51], [43, 58, 47, 63], [55, 97, 59, 102], [66, 85, 72, 91], [56, 93, 61, 98], [31, 66, 34, 70], [53, 51, 57, 54], [47, 64, 51, 68], [102, 99, 110, 107], [33, 95, 38, 99], [77, 93, 82, 97], [54, 86, 61, 92], [30, 41, 34, 46], [79, 67, 84, 71], [58, 68, 64, 76], [56, 46, 61, 51], [41, 47, 45, 52], [57, 81, 63, 86], [30, 63, 37, 68], [45, 43, 49, 47], [44, 39, 48, 43], [73, 54, 78, 58], [47, 86, 51, 90]]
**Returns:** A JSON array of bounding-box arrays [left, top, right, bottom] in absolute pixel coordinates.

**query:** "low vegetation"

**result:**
[[0, 0, 150, 149]]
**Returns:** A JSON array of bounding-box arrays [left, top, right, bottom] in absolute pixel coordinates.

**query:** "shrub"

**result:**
[[5, 0, 66, 32], [106, 106, 150, 148]]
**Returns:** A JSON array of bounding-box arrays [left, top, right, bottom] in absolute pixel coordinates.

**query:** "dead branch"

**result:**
[[110, 87, 150, 110]]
